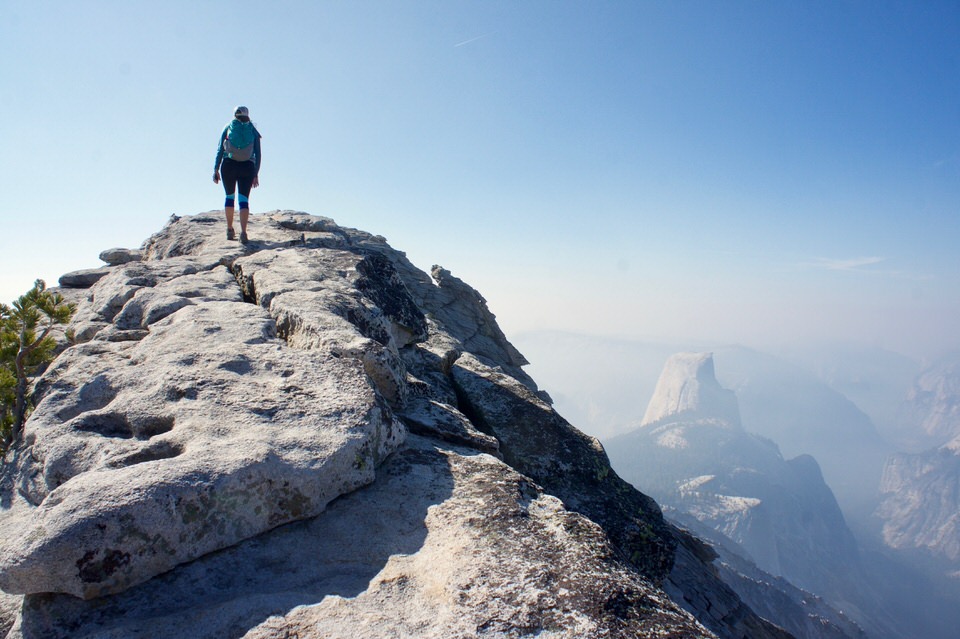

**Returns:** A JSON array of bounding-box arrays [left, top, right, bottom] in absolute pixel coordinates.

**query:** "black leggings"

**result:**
[[220, 158, 256, 209]]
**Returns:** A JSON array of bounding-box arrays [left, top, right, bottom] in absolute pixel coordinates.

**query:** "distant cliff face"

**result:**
[[896, 354, 960, 450], [0, 212, 792, 639], [641, 352, 742, 429], [876, 354, 960, 571], [878, 436, 960, 566]]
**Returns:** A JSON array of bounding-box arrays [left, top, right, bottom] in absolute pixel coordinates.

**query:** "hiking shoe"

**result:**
[[240, 231, 249, 245], [226, 228, 236, 241]]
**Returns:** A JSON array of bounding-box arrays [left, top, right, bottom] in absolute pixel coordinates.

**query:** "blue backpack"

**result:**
[[223, 121, 255, 161]]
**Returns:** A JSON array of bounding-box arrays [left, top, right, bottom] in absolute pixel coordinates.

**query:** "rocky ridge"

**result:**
[[0, 212, 792, 639]]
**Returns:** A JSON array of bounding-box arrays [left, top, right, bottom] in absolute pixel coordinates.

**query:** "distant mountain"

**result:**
[[668, 508, 867, 639], [711, 346, 890, 521], [513, 333, 960, 638], [512, 334, 892, 523], [607, 353, 861, 599], [776, 342, 919, 442], [639, 352, 742, 428], [602, 352, 941, 638]]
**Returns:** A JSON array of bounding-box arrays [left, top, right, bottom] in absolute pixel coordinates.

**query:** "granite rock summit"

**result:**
[[0, 212, 791, 639]]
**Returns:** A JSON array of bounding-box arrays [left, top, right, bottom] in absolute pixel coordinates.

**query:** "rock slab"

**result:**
[[0, 213, 408, 599]]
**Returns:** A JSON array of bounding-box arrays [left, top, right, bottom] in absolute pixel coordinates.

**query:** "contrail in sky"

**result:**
[[811, 256, 886, 271], [454, 32, 494, 47], [804, 256, 936, 281]]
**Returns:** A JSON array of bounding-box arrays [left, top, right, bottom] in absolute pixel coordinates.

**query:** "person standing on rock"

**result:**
[[213, 106, 262, 244]]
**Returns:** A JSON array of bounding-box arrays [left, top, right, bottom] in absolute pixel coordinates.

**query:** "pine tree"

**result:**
[[0, 280, 75, 451]]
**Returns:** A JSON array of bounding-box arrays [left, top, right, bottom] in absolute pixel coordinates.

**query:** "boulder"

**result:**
[[58, 266, 114, 288], [99, 248, 143, 266]]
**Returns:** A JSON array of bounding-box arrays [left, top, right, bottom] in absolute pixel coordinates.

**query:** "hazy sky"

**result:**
[[3, 1, 958, 359]]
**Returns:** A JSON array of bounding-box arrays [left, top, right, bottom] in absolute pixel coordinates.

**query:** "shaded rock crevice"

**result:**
[[396, 347, 501, 456]]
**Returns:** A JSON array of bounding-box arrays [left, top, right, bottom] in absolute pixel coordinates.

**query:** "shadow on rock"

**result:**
[[16, 440, 455, 639]]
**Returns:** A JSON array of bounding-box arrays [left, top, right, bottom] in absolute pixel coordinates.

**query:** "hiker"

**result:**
[[213, 106, 262, 244]]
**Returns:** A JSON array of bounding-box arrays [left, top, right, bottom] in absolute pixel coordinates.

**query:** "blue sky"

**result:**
[[2, 1, 958, 358]]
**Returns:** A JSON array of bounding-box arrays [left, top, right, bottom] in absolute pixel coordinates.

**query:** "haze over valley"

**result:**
[[516, 330, 960, 638]]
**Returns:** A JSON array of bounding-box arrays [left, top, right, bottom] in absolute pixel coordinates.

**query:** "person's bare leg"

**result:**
[[225, 206, 236, 239], [239, 208, 250, 244]]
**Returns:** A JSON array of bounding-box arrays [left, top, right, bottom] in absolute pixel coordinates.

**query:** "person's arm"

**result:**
[[252, 133, 262, 187], [213, 128, 226, 182]]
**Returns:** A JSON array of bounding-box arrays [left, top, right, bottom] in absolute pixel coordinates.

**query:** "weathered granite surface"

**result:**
[[3, 437, 713, 639], [0, 211, 791, 638], [1, 215, 410, 599]]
